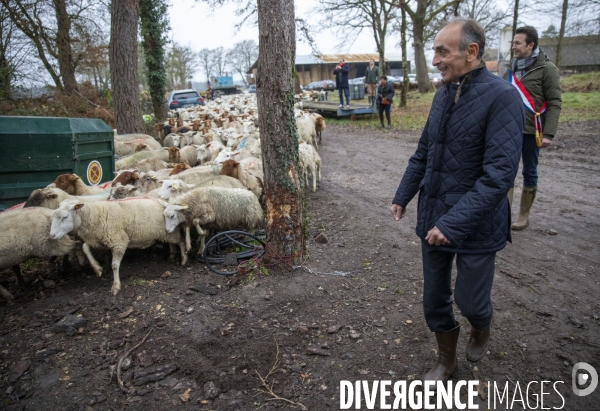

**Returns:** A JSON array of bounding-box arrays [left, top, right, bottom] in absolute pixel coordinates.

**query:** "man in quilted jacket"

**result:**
[[504, 26, 562, 230], [390, 18, 525, 388]]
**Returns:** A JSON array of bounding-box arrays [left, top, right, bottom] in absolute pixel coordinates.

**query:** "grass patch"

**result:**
[[560, 92, 600, 122], [325, 91, 434, 131], [127, 277, 148, 287], [561, 72, 599, 92], [325, 86, 600, 131]]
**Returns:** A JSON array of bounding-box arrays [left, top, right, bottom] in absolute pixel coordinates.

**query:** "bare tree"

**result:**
[[166, 43, 200, 89], [398, 0, 464, 93], [211, 46, 227, 77], [0, 4, 35, 98], [399, 4, 409, 107], [110, 0, 144, 133], [313, 0, 396, 75], [256, 0, 305, 260], [198, 48, 213, 84], [556, 0, 568, 68], [226, 39, 258, 87], [458, 0, 510, 44]]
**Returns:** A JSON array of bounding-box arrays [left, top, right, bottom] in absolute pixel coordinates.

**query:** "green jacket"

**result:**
[[504, 49, 562, 138], [364, 65, 379, 84]]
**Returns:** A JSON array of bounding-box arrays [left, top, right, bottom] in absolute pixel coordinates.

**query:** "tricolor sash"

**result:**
[[508, 70, 547, 147]]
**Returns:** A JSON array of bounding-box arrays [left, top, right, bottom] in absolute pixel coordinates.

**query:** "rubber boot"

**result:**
[[424, 322, 460, 389], [386, 112, 391, 129], [507, 187, 514, 211], [512, 187, 536, 230], [466, 321, 491, 362]]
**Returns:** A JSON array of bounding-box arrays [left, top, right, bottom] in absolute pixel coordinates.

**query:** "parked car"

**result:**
[[166, 89, 204, 110], [386, 76, 403, 85], [407, 74, 417, 84], [429, 73, 442, 84], [304, 81, 321, 91], [321, 80, 335, 91], [245, 84, 256, 94]]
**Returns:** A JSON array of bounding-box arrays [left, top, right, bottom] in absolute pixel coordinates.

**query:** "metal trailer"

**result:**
[[0, 116, 114, 211], [210, 74, 242, 97], [301, 100, 389, 119]]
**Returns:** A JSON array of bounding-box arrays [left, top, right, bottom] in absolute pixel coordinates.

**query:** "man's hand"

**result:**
[[390, 204, 406, 221], [541, 137, 552, 148], [425, 226, 451, 246]]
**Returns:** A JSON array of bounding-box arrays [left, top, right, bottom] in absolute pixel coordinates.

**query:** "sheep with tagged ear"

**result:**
[[163, 133, 182, 148], [135, 171, 166, 193], [0, 207, 83, 304], [196, 141, 225, 165], [159, 187, 263, 254], [24, 187, 110, 209], [50, 198, 187, 295], [108, 183, 152, 200]]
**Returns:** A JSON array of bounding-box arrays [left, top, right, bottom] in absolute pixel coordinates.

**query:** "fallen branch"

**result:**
[[254, 341, 307, 410], [117, 329, 153, 394]]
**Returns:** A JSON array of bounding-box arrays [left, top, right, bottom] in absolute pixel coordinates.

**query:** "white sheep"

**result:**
[[0, 207, 82, 303], [196, 142, 225, 165], [160, 187, 263, 254], [296, 115, 318, 150], [158, 176, 245, 200], [129, 158, 168, 173], [219, 158, 263, 199], [50, 198, 187, 295], [174, 164, 222, 186], [115, 149, 170, 170], [299, 142, 322, 192]]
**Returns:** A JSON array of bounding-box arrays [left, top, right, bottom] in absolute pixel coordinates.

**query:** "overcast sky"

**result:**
[[169, 0, 555, 82]]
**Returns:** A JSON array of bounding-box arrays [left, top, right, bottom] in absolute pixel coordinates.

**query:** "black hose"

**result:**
[[196, 230, 265, 276]]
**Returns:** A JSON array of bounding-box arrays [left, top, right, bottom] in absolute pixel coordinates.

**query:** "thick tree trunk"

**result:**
[[412, 19, 432, 93], [400, 6, 408, 107], [110, 0, 144, 134], [377, 37, 385, 76], [556, 0, 568, 69], [257, 0, 305, 260], [53, 0, 77, 94]]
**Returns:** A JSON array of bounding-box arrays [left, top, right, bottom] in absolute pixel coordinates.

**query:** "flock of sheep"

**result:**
[[0, 94, 326, 302]]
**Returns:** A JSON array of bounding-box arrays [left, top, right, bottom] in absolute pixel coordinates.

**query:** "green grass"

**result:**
[[326, 87, 600, 131], [561, 72, 599, 92], [560, 92, 600, 122], [326, 91, 434, 131]]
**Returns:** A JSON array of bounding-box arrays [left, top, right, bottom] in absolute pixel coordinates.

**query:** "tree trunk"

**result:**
[[412, 18, 432, 93], [400, 5, 408, 107], [257, 0, 305, 261], [511, 0, 519, 60], [556, 0, 568, 69], [110, 0, 144, 134], [53, 0, 77, 94], [140, 0, 168, 121]]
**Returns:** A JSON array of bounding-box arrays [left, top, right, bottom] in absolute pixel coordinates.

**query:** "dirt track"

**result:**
[[0, 120, 599, 410]]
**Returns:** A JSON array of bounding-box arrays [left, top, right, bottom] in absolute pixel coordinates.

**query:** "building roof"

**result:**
[[248, 53, 405, 72], [539, 35, 600, 68]]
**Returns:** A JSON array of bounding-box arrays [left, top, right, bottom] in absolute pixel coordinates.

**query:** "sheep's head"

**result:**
[[24, 188, 60, 208], [159, 200, 188, 233], [134, 143, 148, 152], [109, 183, 137, 200], [53, 174, 80, 194], [112, 170, 139, 187], [170, 163, 190, 175], [168, 146, 180, 163], [50, 200, 83, 239], [219, 159, 240, 179]]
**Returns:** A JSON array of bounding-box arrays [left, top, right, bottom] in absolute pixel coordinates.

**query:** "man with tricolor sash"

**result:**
[[504, 26, 562, 230]]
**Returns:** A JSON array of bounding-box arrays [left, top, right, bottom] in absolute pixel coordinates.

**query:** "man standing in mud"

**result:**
[[390, 18, 525, 387], [505, 26, 562, 230]]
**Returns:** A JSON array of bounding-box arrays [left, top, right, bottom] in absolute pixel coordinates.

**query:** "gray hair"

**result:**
[[445, 17, 486, 60]]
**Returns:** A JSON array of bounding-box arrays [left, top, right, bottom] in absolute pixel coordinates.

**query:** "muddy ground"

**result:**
[[0, 120, 599, 411]]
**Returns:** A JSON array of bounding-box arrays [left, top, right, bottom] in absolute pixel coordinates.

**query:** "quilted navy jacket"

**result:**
[[392, 66, 525, 254]]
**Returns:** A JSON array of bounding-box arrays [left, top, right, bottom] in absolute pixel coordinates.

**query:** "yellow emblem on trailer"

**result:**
[[87, 160, 102, 185]]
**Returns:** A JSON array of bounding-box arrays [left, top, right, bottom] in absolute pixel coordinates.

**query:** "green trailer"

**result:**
[[0, 116, 114, 211]]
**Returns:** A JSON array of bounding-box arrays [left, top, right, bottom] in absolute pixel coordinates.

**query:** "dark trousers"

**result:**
[[338, 88, 349, 106], [521, 134, 540, 187], [421, 241, 495, 333]]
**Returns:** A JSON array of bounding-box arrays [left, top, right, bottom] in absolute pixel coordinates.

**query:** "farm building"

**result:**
[[247, 54, 409, 86]]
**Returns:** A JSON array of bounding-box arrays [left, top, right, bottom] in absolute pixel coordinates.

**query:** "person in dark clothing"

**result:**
[[333, 58, 351, 108], [377, 76, 394, 128], [364, 59, 379, 106], [390, 18, 524, 389]]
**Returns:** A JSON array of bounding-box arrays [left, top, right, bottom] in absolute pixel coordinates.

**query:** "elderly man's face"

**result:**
[[432, 24, 470, 84]]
